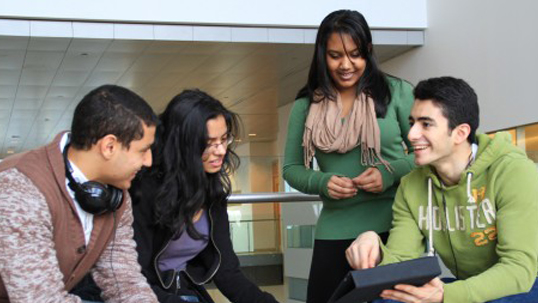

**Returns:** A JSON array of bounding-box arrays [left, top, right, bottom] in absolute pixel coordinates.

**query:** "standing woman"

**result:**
[[283, 10, 415, 303], [131, 89, 279, 303]]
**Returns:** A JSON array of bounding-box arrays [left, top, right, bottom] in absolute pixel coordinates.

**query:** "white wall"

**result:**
[[0, 0, 426, 28], [381, 0, 538, 132]]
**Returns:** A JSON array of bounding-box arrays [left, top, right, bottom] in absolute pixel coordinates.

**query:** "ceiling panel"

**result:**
[[375, 45, 414, 62], [117, 72, 158, 88], [51, 71, 91, 86], [13, 98, 42, 110], [225, 53, 278, 74], [41, 97, 72, 110], [263, 43, 309, 55], [276, 57, 311, 77], [0, 116, 7, 138], [174, 72, 217, 89], [84, 71, 123, 86], [0, 50, 25, 69], [278, 84, 305, 107], [196, 54, 246, 74], [163, 54, 209, 73], [219, 42, 261, 55], [0, 69, 21, 85], [70, 86, 99, 105], [154, 90, 181, 109], [0, 98, 14, 110], [0, 109, 9, 120], [107, 40, 152, 53], [24, 51, 64, 70], [197, 84, 229, 99], [136, 88, 168, 109], [16, 85, 49, 99], [179, 41, 225, 54], [0, 36, 29, 50], [60, 52, 102, 71], [145, 41, 185, 54], [27, 109, 65, 137], [11, 109, 39, 120], [144, 72, 185, 88], [67, 39, 112, 53], [128, 54, 175, 72], [94, 52, 138, 72], [19, 69, 56, 86], [230, 88, 279, 114], [0, 85, 17, 98], [47, 86, 80, 99], [28, 37, 70, 51], [204, 72, 247, 90], [217, 86, 261, 107], [54, 117, 72, 132], [253, 44, 281, 55], [232, 72, 280, 90]]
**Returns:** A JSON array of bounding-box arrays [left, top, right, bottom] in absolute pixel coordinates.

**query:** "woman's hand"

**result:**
[[327, 175, 357, 199], [352, 167, 383, 193]]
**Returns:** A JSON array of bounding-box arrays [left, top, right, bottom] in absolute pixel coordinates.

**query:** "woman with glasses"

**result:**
[[283, 10, 415, 303], [131, 89, 279, 303]]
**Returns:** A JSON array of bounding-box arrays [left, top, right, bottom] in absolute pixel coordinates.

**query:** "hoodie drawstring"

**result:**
[[427, 178, 434, 256], [466, 172, 475, 203]]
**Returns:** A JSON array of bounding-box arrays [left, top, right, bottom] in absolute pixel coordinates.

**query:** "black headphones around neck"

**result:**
[[63, 143, 123, 215]]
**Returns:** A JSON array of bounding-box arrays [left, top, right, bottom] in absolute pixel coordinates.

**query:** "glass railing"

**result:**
[[227, 192, 321, 254], [209, 192, 321, 303], [229, 219, 280, 253]]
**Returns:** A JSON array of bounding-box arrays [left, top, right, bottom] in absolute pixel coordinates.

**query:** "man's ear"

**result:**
[[97, 134, 119, 160], [453, 123, 471, 145]]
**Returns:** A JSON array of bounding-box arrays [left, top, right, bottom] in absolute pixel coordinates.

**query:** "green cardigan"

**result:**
[[283, 77, 415, 240]]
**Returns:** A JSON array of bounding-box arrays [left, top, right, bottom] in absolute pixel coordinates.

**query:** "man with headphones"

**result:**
[[345, 77, 538, 303], [0, 85, 160, 302]]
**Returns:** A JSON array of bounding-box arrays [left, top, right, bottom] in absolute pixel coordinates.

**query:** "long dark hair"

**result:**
[[135, 89, 240, 238], [297, 9, 392, 117]]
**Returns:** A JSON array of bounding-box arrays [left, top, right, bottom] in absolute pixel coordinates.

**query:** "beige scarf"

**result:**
[[302, 91, 393, 172]]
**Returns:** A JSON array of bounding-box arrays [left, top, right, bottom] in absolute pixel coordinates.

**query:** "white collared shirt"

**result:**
[[60, 133, 94, 245]]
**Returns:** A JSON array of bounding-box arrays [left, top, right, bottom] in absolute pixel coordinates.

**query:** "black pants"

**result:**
[[306, 232, 389, 303]]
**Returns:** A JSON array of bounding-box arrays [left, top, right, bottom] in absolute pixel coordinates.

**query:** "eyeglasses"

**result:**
[[204, 134, 234, 153]]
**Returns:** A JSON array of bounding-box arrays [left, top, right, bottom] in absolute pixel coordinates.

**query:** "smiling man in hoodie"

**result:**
[[345, 76, 538, 303]]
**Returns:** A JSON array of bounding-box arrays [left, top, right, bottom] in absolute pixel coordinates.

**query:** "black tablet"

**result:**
[[328, 256, 441, 303]]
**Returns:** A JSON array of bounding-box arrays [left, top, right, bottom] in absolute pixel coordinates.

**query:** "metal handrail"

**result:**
[[228, 192, 321, 204]]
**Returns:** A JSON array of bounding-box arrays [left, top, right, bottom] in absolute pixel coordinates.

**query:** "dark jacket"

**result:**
[[132, 176, 279, 303]]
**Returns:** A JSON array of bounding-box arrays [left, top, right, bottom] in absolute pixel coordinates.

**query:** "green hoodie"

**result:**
[[380, 132, 538, 303]]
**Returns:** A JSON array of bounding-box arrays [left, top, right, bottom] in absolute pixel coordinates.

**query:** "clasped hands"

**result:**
[[345, 231, 444, 303], [327, 167, 383, 199]]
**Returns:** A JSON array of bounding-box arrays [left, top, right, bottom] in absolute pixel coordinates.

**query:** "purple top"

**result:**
[[158, 211, 210, 272]]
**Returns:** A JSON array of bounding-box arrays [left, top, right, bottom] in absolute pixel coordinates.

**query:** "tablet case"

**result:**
[[328, 256, 441, 303]]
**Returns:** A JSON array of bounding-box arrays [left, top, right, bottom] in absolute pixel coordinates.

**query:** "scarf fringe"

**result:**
[[361, 145, 394, 173]]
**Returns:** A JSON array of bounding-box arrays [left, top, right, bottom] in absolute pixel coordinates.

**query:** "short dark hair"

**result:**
[[297, 9, 392, 117], [414, 77, 479, 143], [70, 85, 158, 150]]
